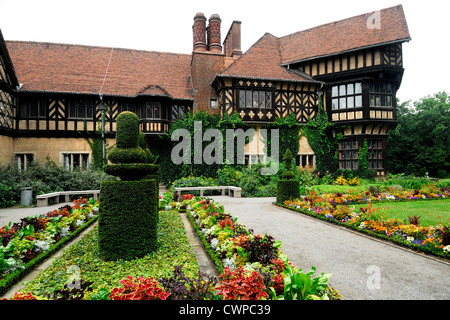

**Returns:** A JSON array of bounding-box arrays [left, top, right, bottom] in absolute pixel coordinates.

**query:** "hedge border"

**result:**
[[0, 216, 98, 296], [183, 209, 225, 275]]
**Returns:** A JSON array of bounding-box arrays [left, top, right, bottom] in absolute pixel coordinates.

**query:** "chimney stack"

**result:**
[[193, 12, 207, 52], [223, 21, 242, 57], [207, 14, 222, 53]]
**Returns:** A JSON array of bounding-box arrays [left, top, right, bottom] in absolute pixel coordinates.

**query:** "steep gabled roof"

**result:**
[[216, 33, 319, 84], [6, 41, 193, 100], [279, 4, 411, 65]]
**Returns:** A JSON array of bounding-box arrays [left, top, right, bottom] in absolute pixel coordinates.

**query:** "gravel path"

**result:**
[[210, 196, 450, 300]]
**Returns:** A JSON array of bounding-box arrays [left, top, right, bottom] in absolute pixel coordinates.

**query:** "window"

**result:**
[[20, 99, 46, 118], [368, 140, 384, 170], [62, 153, 90, 171], [338, 140, 359, 170], [331, 83, 362, 110], [297, 155, 315, 168], [210, 98, 218, 109], [15, 153, 34, 170], [369, 82, 394, 108], [239, 90, 272, 109], [68, 100, 94, 119], [171, 105, 187, 121], [143, 101, 166, 120]]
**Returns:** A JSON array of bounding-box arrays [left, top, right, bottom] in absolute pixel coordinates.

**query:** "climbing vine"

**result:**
[[302, 102, 343, 174]]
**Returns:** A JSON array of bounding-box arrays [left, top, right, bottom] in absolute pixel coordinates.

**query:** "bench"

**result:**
[[36, 190, 100, 207], [175, 186, 241, 198]]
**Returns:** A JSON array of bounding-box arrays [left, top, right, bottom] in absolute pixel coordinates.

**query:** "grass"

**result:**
[[352, 199, 450, 227], [311, 184, 367, 195], [19, 210, 199, 299]]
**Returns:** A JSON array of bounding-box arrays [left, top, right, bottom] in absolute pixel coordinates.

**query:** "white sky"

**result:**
[[0, 0, 449, 103]]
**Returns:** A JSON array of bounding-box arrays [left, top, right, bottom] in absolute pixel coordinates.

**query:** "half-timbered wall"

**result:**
[[217, 78, 318, 124], [295, 43, 403, 77], [16, 94, 191, 136], [0, 53, 16, 131]]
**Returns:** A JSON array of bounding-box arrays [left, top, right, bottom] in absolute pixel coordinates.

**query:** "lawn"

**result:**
[[353, 199, 450, 227]]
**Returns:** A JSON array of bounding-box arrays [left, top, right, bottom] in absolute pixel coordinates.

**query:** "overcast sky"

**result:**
[[1, 0, 449, 103]]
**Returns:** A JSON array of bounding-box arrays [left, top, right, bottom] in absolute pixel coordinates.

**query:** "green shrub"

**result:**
[[0, 161, 112, 205], [115, 112, 140, 148], [98, 179, 158, 260], [0, 183, 15, 208], [277, 180, 300, 203]]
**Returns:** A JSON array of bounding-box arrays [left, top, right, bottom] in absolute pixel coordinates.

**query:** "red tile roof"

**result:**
[[279, 4, 411, 64], [216, 33, 318, 83], [4, 5, 410, 98], [6, 41, 193, 100]]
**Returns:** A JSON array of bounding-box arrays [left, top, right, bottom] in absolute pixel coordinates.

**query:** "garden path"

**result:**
[[210, 196, 450, 300]]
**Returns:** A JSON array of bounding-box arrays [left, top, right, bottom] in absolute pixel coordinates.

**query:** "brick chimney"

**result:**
[[193, 12, 207, 52], [207, 14, 222, 53], [223, 21, 242, 57]]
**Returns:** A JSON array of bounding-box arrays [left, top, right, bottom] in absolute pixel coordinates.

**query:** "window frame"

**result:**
[[238, 89, 273, 109], [331, 82, 363, 111], [338, 140, 359, 170], [60, 152, 90, 171], [369, 82, 395, 108], [14, 153, 35, 171]]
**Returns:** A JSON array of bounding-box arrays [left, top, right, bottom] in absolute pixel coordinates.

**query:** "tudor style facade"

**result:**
[[0, 5, 410, 175]]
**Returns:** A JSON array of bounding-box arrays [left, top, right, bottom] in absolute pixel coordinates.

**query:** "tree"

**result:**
[[387, 92, 450, 177]]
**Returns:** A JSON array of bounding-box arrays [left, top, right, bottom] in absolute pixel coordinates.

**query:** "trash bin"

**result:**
[[20, 187, 33, 206]]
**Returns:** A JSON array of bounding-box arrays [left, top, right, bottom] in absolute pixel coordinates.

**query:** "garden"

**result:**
[[1, 93, 449, 302], [0, 111, 341, 301]]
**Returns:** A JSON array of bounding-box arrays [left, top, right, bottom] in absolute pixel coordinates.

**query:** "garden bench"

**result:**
[[36, 190, 100, 207], [175, 186, 241, 198]]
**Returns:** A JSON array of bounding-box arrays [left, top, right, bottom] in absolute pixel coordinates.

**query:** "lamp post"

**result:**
[[98, 100, 108, 165]]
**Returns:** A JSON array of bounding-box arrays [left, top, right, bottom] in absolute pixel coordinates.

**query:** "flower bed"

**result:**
[[279, 188, 450, 260], [0, 198, 98, 295], [181, 195, 342, 300], [4, 195, 342, 301]]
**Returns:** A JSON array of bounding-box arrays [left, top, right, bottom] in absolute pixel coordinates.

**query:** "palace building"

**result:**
[[0, 5, 410, 175]]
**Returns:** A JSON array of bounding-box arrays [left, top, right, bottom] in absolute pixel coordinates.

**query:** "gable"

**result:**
[[278, 4, 411, 65]]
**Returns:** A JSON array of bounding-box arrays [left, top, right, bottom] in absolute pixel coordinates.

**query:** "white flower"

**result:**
[[443, 245, 450, 253], [34, 240, 51, 253], [358, 222, 366, 229], [75, 219, 84, 226], [223, 258, 236, 271], [58, 226, 71, 239], [210, 238, 219, 250], [406, 236, 414, 243]]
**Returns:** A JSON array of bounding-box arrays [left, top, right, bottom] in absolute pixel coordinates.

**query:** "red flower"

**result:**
[[216, 267, 268, 300], [109, 275, 170, 300]]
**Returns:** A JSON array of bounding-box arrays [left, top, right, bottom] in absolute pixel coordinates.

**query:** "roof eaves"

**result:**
[[280, 38, 412, 67]]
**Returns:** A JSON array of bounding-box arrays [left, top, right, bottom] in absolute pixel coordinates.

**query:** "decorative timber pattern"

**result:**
[[217, 78, 318, 124], [0, 89, 15, 130], [15, 95, 190, 136]]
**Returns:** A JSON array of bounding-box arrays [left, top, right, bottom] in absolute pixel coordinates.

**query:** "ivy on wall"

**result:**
[[157, 111, 251, 183], [302, 104, 343, 174], [262, 113, 301, 163]]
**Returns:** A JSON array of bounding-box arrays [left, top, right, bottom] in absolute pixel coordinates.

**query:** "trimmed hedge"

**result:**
[[277, 180, 300, 204], [115, 111, 140, 148], [98, 179, 158, 261]]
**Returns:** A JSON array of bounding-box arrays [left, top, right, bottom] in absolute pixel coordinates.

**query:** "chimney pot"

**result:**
[[193, 12, 207, 52], [207, 14, 222, 53]]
